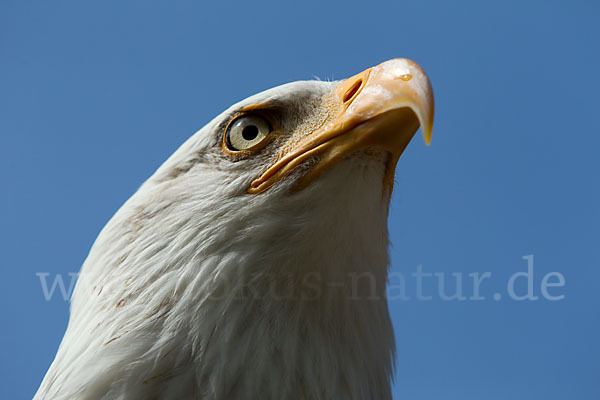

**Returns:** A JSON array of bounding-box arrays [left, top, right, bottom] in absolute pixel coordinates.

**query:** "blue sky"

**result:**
[[1, 1, 599, 399]]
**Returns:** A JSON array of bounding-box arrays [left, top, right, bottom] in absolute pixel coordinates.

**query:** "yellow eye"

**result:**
[[225, 114, 272, 152]]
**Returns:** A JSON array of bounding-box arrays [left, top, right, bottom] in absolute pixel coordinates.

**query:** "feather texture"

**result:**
[[36, 81, 396, 400]]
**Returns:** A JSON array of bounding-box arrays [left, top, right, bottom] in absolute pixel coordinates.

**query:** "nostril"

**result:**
[[343, 79, 362, 103]]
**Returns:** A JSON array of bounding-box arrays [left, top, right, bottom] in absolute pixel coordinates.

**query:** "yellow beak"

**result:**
[[248, 58, 435, 196]]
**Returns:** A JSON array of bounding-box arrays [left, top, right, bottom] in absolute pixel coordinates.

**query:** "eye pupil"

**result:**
[[242, 125, 259, 141]]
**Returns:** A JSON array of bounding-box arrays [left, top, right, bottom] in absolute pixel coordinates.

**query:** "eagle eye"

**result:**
[[225, 114, 272, 152]]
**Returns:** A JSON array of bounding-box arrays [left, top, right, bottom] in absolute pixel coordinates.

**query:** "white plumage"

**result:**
[[35, 59, 434, 400]]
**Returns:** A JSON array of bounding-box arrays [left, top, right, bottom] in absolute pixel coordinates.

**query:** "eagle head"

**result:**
[[36, 58, 434, 400]]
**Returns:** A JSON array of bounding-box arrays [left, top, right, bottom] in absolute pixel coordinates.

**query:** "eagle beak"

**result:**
[[248, 58, 435, 196]]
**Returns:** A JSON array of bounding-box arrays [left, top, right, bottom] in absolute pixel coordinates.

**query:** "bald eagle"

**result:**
[[35, 59, 434, 400]]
